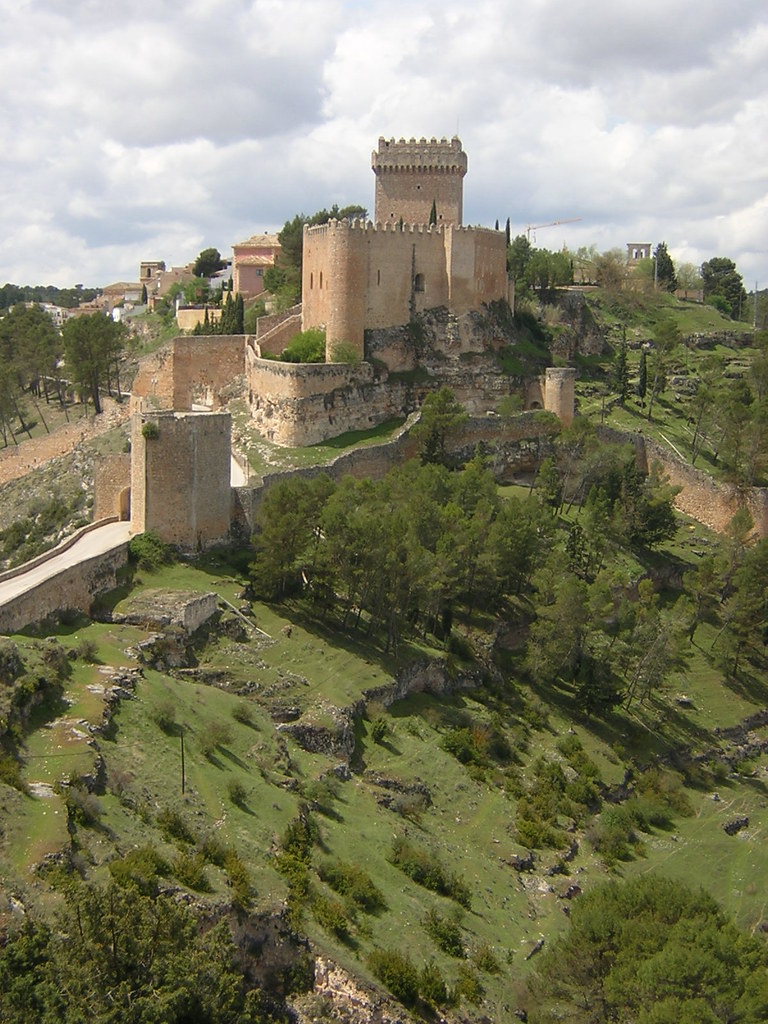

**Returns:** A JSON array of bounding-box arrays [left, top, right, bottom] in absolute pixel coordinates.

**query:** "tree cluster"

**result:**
[[701, 256, 748, 319], [0, 283, 100, 310], [61, 312, 126, 414], [528, 874, 768, 1023], [192, 291, 245, 335], [0, 883, 266, 1023]]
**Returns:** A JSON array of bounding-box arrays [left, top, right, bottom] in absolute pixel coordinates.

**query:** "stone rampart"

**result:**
[[596, 427, 768, 539], [0, 543, 128, 634], [93, 454, 131, 521], [254, 313, 302, 357], [131, 335, 246, 411], [372, 136, 467, 226]]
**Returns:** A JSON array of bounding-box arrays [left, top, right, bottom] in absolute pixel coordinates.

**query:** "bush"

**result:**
[[419, 960, 450, 1008], [128, 532, 173, 571], [454, 963, 484, 1005], [281, 328, 326, 363], [151, 699, 178, 735], [225, 850, 253, 909], [390, 836, 471, 908], [587, 805, 639, 864], [109, 845, 169, 895], [318, 860, 386, 913], [367, 948, 420, 1006], [422, 908, 465, 957], [312, 894, 350, 940], [472, 942, 501, 975], [199, 720, 233, 759], [227, 778, 248, 808], [157, 807, 195, 845], [66, 785, 103, 828], [0, 752, 26, 792], [172, 851, 211, 892], [232, 701, 255, 727], [370, 715, 389, 744], [141, 420, 160, 440], [75, 639, 100, 664]]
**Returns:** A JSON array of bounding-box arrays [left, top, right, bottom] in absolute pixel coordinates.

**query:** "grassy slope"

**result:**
[[1, 292, 766, 1020], [2, 519, 767, 1022]]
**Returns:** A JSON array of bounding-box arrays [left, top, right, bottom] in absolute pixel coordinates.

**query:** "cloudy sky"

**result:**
[[1, 0, 766, 290]]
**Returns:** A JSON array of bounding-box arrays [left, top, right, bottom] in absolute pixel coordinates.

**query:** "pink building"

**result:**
[[232, 233, 281, 297]]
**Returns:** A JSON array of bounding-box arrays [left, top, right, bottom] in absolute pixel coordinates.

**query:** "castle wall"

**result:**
[[0, 544, 128, 634], [246, 351, 382, 445], [131, 411, 232, 548], [93, 454, 131, 521], [302, 222, 507, 357], [131, 336, 245, 410]]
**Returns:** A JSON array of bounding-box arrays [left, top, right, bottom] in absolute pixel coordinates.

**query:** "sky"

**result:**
[[0, 0, 766, 291]]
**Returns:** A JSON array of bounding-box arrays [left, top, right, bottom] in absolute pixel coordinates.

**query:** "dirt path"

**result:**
[[0, 397, 130, 486]]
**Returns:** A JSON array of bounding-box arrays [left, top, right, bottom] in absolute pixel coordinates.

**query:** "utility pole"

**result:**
[[180, 731, 185, 795]]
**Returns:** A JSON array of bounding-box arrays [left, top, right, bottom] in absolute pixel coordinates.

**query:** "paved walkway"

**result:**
[[0, 521, 131, 608]]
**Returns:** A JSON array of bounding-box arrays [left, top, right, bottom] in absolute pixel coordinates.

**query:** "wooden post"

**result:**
[[180, 731, 185, 795]]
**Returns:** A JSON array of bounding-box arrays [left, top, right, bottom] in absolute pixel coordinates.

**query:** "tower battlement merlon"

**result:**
[[372, 136, 468, 175]]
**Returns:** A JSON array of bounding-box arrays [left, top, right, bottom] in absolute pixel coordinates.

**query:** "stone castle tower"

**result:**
[[372, 136, 467, 227]]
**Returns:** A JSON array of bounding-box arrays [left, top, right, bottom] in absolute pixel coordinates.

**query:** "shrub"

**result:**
[[390, 836, 471, 908], [128, 531, 173, 571], [281, 328, 326, 363], [311, 894, 350, 940], [419, 960, 449, 1008], [370, 715, 389, 744], [422, 908, 465, 957], [109, 845, 169, 895], [227, 778, 248, 808], [151, 699, 178, 735], [318, 860, 386, 913], [75, 639, 100, 664], [199, 720, 233, 759], [328, 341, 359, 364], [303, 776, 340, 816], [587, 805, 639, 864], [282, 812, 320, 862], [225, 850, 253, 909], [367, 948, 420, 1006], [200, 832, 229, 866], [232, 701, 255, 727], [172, 851, 211, 891], [66, 786, 103, 828], [472, 942, 501, 975], [0, 753, 26, 792], [157, 807, 195, 845], [454, 964, 484, 1005]]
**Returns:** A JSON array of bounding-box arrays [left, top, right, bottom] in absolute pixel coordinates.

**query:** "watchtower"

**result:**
[[372, 136, 467, 227]]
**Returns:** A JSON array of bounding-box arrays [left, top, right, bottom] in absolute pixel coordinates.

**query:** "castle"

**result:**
[[300, 137, 510, 360], [105, 136, 576, 548]]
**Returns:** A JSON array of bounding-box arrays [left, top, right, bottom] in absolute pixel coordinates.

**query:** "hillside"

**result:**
[[1, 290, 767, 1022]]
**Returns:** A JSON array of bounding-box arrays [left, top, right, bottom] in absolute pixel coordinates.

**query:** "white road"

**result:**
[[0, 521, 131, 607]]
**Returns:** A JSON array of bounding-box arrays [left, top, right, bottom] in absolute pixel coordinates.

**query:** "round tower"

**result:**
[[372, 136, 467, 227]]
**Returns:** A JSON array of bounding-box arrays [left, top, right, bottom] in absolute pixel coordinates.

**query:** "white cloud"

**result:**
[[0, 0, 765, 288]]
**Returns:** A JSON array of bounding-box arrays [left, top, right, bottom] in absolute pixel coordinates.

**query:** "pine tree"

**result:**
[[653, 241, 677, 292]]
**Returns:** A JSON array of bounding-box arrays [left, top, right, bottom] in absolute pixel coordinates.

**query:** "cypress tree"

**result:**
[[235, 293, 244, 334], [429, 200, 437, 226], [505, 217, 511, 247], [637, 349, 647, 406]]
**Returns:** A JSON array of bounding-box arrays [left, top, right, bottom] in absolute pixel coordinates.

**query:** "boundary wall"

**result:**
[[131, 335, 246, 410], [0, 542, 128, 634]]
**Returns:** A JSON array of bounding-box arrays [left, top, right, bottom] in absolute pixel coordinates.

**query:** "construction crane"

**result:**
[[525, 217, 582, 243]]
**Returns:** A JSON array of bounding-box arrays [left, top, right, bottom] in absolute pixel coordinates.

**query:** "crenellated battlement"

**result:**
[[304, 219, 502, 238], [372, 137, 467, 176]]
